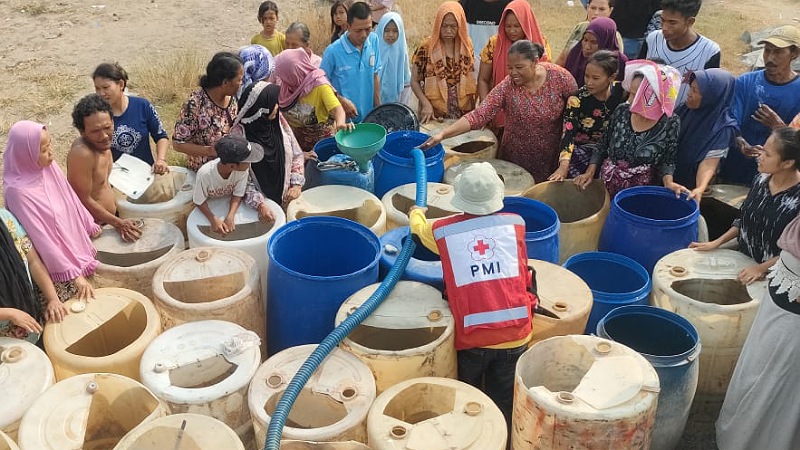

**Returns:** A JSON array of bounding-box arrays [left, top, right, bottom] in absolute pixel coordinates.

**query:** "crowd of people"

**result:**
[[1, 0, 800, 447]]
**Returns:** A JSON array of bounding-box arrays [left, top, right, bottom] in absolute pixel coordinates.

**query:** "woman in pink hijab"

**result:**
[[3, 121, 99, 311], [273, 48, 351, 153], [574, 60, 689, 198]]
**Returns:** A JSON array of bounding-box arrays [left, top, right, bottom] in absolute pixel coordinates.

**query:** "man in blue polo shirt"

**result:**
[[321, 1, 381, 123]]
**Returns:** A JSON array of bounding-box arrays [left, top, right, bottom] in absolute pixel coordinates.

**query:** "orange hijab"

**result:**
[[422, 1, 476, 114], [492, 0, 550, 85]]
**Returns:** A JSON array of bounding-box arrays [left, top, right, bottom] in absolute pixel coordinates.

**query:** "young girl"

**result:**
[[376, 12, 411, 104], [550, 50, 626, 181], [251, 1, 285, 56], [92, 63, 170, 174], [330, 0, 349, 44]]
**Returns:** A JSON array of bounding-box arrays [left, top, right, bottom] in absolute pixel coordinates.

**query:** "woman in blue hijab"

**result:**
[[675, 68, 738, 200], [375, 12, 411, 104]]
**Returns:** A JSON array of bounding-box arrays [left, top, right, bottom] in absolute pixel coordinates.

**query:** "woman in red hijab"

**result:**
[[477, 0, 551, 102]]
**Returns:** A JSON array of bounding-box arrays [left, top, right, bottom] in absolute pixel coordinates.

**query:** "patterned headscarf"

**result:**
[[239, 45, 275, 97], [623, 60, 680, 121]]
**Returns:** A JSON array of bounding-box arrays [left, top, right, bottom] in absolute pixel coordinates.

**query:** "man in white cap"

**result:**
[[410, 162, 537, 428], [721, 25, 800, 186]]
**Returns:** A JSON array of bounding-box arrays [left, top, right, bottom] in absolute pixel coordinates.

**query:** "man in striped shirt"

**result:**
[[638, 0, 721, 106]]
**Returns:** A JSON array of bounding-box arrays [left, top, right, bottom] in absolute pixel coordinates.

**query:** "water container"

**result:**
[[513, 335, 659, 450], [700, 184, 749, 241], [305, 138, 375, 192], [563, 252, 651, 334], [444, 158, 535, 197], [373, 131, 445, 198], [378, 227, 443, 292], [382, 182, 461, 230], [527, 259, 592, 346], [93, 218, 185, 299], [43, 288, 162, 381], [249, 345, 376, 447], [362, 102, 420, 133], [0, 338, 54, 442], [420, 119, 498, 168], [596, 305, 700, 450], [187, 196, 285, 286], [139, 320, 261, 449], [117, 167, 196, 240], [151, 247, 265, 350], [288, 185, 387, 236], [336, 281, 456, 393], [523, 180, 610, 263], [651, 248, 766, 396], [267, 217, 381, 355], [0, 430, 19, 450], [368, 377, 507, 449], [281, 442, 371, 450], [112, 413, 245, 450], [17, 373, 169, 450], [598, 186, 699, 274], [500, 197, 560, 263]]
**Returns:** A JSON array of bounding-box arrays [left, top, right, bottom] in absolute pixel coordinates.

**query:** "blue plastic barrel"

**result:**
[[373, 131, 445, 198], [599, 186, 699, 274], [597, 305, 701, 450], [563, 251, 651, 333], [378, 227, 444, 291], [304, 137, 375, 192], [267, 217, 381, 355], [500, 197, 560, 263]]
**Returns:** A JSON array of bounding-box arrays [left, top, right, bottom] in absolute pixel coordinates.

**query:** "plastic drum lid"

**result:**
[[139, 320, 261, 404], [94, 218, 183, 265], [248, 344, 376, 440], [336, 281, 453, 350], [527, 259, 592, 321], [362, 103, 420, 133], [521, 335, 660, 414], [287, 185, 385, 230], [155, 247, 256, 291], [0, 338, 54, 430], [112, 413, 245, 450]]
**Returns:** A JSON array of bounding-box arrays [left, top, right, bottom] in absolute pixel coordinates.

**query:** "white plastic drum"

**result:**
[[0, 338, 54, 442], [249, 345, 376, 448], [112, 413, 245, 450], [117, 167, 196, 240], [280, 441, 371, 450], [151, 247, 265, 348], [139, 320, 261, 448], [0, 430, 19, 450], [43, 288, 162, 381], [651, 248, 767, 395], [336, 281, 456, 393], [527, 259, 593, 346], [382, 183, 461, 230], [444, 159, 535, 196], [513, 335, 660, 450], [367, 377, 507, 449], [420, 119, 498, 168], [187, 196, 285, 284], [93, 218, 185, 299], [17, 373, 169, 450], [288, 185, 387, 236]]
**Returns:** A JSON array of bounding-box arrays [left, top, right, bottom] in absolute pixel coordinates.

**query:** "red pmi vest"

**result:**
[[432, 213, 536, 350]]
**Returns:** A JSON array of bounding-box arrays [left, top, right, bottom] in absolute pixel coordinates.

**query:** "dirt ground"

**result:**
[[0, 0, 798, 448]]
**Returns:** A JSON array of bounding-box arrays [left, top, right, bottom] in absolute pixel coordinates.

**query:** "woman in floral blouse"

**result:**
[[574, 60, 688, 197], [410, 1, 477, 123], [550, 50, 625, 181], [173, 52, 243, 172]]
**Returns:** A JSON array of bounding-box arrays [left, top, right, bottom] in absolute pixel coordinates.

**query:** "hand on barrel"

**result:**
[[258, 203, 276, 222], [573, 173, 593, 190], [115, 218, 143, 242], [74, 275, 95, 301], [420, 132, 444, 150], [548, 162, 570, 182], [45, 299, 67, 323], [689, 239, 721, 252], [210, 216, 230, 235], [665, 181, 692, 199], [283, 186, 302, 205], [223, 215, 236, 234], [7, 308, 43, 334], [737, 265, 766, 285]]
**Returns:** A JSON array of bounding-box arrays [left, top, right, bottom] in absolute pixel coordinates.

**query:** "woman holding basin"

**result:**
[[421, 39, 576, 184]]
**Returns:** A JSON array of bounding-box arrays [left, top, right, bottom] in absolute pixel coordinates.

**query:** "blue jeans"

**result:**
[[623, 37, 644, 60], [457, 344, 528, 428]]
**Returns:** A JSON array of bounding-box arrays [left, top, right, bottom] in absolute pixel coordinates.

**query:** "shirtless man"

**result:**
[[67, 94, 142, 242]]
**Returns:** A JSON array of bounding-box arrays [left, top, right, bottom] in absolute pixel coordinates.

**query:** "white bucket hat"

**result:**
[[451, 162, 505, 215]]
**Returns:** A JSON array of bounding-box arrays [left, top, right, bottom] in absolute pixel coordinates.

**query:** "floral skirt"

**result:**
[[568, 144, 598, 179], [600, 159, 653, 198], [292, 120, 334, 154]]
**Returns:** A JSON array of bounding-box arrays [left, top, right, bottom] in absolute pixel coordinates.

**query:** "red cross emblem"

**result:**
[[469, 236, 495, 260]]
